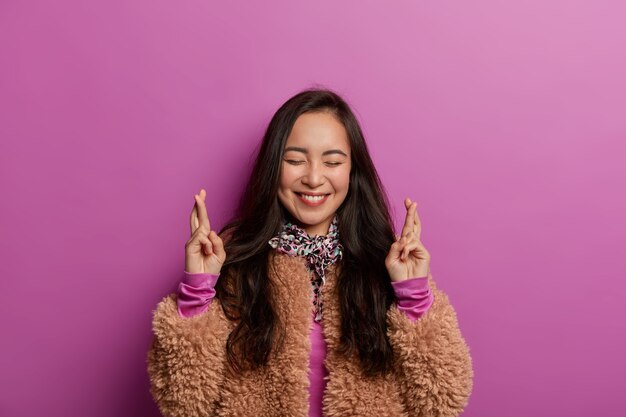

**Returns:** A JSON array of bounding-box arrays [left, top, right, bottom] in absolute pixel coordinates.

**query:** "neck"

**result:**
[[289, 215, 335, 237]]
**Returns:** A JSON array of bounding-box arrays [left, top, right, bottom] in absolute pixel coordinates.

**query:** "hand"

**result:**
[[185, 189, 226, 275], [385, 197, 431, 282]]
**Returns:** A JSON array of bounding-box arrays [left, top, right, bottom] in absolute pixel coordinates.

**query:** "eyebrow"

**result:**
[[283, 146, 348, 157]]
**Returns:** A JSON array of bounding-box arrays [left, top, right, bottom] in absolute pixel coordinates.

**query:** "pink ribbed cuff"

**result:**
[[176, 271, 220, 318], [391, 276, 434, 322]]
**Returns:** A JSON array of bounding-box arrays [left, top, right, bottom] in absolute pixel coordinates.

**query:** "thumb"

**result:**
[[386, 238, 403, 263], [385, 241, 403, 271], [209, 231, 226, 262]]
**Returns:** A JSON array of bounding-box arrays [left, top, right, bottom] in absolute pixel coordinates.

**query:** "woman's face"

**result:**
[[277, 111, 351, 236]]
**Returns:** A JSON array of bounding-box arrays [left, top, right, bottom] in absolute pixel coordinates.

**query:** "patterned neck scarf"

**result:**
[[268, 215, 343, 322]]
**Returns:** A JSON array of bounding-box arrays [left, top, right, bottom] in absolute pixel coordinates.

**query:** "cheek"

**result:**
[[330, 167, 351, 192], [279, 165, 296, 188]]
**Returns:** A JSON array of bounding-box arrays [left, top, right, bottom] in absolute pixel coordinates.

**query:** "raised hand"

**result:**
[[385, 197, 431, 282], [185, 189, 226, 274]]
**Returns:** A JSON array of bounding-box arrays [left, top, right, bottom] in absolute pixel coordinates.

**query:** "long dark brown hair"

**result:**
[[216, 87, 397, 376]]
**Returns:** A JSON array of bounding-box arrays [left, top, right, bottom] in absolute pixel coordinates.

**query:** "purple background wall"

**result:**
[[1, 1, 624, 416]]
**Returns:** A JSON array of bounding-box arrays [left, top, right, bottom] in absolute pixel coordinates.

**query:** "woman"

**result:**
[[147, 88, 473, 416]]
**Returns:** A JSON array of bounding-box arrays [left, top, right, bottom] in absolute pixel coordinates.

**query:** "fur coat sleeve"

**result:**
[[147, 294, 230, 417], [387, 272, 474, 416]]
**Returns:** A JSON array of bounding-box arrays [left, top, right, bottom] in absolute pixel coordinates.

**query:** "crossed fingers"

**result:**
[[397, 197, 423, 260], [401, 197, 421, 240], [190, 189, 211, 236]]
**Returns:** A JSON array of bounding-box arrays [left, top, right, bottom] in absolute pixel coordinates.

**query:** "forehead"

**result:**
[[285, 112, 350, 152]]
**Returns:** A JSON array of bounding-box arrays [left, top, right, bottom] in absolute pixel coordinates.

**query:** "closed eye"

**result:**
[[284, 160, 344, 167]]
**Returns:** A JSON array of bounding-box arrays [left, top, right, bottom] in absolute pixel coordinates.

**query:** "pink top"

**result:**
[[177, 270, 434, 417]]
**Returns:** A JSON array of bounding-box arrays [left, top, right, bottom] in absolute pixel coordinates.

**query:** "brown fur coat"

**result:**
[[147, 252, 473, 416]]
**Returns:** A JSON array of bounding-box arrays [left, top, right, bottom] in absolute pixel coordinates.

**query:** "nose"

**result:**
[[301, 162, 324, 188]]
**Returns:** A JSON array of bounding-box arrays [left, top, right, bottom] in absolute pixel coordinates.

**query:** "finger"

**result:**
[[400, 199, 411, 237], [401, 239, 420, 260], [399, 235, 414, 260], [407, 238, 431, 260], [386, 239, 403, 266], [401, 199, 416, 237], [209, 230, 226, 262], [194, 190, 211, 231], [398, 236, 408, 260], [413, 205, 422, 239], [198, 235, 212, 256], [190, 202, 199, 236], [403, 238, 430, 261]]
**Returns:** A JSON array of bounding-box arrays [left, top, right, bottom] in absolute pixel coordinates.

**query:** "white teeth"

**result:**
[[301, 194, 326, 202]]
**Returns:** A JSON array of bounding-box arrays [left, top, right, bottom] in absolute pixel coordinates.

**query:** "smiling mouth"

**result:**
[[296, 192, 330, 206]]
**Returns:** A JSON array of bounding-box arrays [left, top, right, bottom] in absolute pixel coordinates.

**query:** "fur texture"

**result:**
[[147, 252, 473, 416]]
